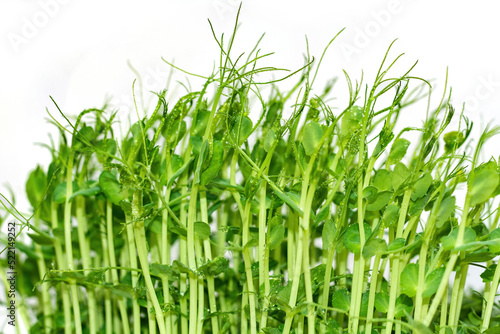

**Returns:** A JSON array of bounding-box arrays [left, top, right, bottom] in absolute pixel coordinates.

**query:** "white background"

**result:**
[[1, 0, 500, 332]]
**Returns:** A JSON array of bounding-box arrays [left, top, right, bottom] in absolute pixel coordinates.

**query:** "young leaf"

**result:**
[[332, 288, 350, 313], [198, 257, 229, 276], [362, 185, 378, 199], [53, 182, 69, 204], [194, 221, 211, 240], [443, 131, 465, 153], [400, 263, 419, 297], [394, 294, 413, 318], [387, 238, 406, 252], [366, 191, 393, 211], [387, 138, 410, 165], [375, 291, 390, 313], [322, 218, 336, 250], [382, 203, 400, 227], [69, 185, 101, 201], [373, 169, 393, 191], [340, 106, 364, 138], [489, 228, 500, 253], [28, 232, 54, 245], [469, 164, 499, 206], [26, 166, 47, 207], [392, 162, 410, 190], [344, 223, 372, 254], [150, 263, 178, 280], [363, 238, 387, 258], [411, 173, 433, 200], [200, 141, 224, 186], [99, 171, 124, 205], [422, 267, 445, 298], [264, 129, 276, 152], [302, 121, 323, 155], [441, 227, 476, 250], [435, 196, 455, 228], [229, 116, 253, 146], [268, 224, 285, 250]]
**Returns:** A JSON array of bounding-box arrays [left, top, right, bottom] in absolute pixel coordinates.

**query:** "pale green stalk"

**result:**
[[106, 201, 130, 334]]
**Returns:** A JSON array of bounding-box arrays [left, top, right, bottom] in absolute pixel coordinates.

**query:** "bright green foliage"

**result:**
[[4, 17, 500, 334], [387, 138, 411, 165]]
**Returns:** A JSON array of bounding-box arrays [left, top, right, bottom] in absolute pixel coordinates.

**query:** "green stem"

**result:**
[[98, 205, 113, 334], [63, 156, 82, 334], [385, 190, 412, 334], [125, 213, 141, 334], [75, 196, 97, 334], [51, 201, 72, 334], [259, 182, 270, 329], [241, 202, 258, 334], [481, 260, 500, 331], [106, 201, 130, 334], [200, 190, 220, 333], [187, 184, 199, 334], [34, 211, 53, 332], [132, 190, 166, 334]]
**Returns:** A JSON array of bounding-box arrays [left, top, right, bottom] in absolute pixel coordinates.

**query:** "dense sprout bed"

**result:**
[[3, 13, 500, 334]]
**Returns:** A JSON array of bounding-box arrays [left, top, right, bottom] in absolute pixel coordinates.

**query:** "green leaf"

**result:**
[[26, 166, 47, 207], [268, 224, 285, 250], [387, 138, 410, 165], [469, 164, 499, 206], [322, 218, 336, 250], [373, 169, 392, 192], [363, 238, 387, 258], [423, 267, 445, 298], [411, 173, 433, 201], [269, 184, 303, 217], [315, 206, 329, 224], [400, 263, 419, 297], [172, 260, 194, 275], [382, 204, 400, 227], [387, 238, 406, 252], [264, 129, 276, 152], [392, 162, 410, 190], [28, 232, 53, 245], [168, 220, 187, 237], [332, 289, 350, 313], [99, 171, 124, 205], [230, 116, 253, 145], [167, 157, 193, 187], [460, 250, 495, 264], [150, 263, 178, 280], [302, 121, 323, 155], [340, 106, 363, 138], [362, 185, 378, 199], [411, 321, 434, 334], [366, 191, 393, 211], [443, 131, 465, 153], [435, 196, 455, 228], [480, 264, 496, 282], [108, 283, 134, 299], [200, 141, 224, 186], [374, 291, 390, 313], [194, 221, 211, 240], [489, 228, 500, 253], [53, 182, 68, 204], [483, 325, 500, 334], [441, 227, 476, 251], [69, 185, 101, 201], [344, 223, 372, 254], [198, 257, 229, 276], [394, 294, 413, 318]]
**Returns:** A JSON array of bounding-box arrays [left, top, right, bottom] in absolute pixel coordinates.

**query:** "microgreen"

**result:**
[[2, 10, 500, 334]]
